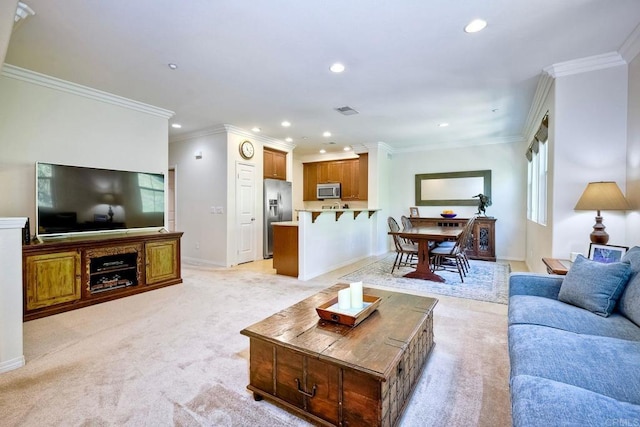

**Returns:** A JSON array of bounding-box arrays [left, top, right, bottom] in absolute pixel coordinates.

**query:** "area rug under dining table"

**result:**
[[339, 254, 510, 304]]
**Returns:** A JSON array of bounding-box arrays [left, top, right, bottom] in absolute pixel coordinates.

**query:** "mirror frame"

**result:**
[[414, 169, 491, 206]]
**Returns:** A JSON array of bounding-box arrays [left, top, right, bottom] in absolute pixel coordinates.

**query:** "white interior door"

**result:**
[[236, 162, 256, 264]]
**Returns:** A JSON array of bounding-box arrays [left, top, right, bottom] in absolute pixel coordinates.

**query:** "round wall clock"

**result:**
[[240, 140, 254, 159]]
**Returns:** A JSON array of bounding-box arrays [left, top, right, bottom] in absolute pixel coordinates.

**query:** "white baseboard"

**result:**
[[0, 356, 25, 374]]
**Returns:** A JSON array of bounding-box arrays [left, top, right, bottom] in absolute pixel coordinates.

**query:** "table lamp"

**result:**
[[574, 181, 630, 244]]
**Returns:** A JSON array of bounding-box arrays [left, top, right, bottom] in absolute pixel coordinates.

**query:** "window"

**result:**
[[137, 173, 164, 213], [526, 114, 549, 225]]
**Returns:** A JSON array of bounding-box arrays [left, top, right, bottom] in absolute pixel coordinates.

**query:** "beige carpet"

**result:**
[[0, 256, 512, 426]]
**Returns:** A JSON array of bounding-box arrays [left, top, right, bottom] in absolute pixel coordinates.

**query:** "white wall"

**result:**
[[0, 66, 172, 227], [170, 125, 294, 267], [627, 53, 640, 245], [169, 128, 228, 266], [552, 65, 629, 259], [389, 142, 526, 261], [0, 1, 18, 68]]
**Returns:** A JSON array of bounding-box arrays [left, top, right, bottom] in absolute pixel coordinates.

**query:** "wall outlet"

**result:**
[[195, 242, 200, 249], [215, 206, 224, 214]]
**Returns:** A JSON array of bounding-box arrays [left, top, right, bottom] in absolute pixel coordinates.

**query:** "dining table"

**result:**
[[390, 226, 463, 282]]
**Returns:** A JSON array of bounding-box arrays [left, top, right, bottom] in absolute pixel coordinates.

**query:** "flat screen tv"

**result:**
[[36, 162, 165, 238]]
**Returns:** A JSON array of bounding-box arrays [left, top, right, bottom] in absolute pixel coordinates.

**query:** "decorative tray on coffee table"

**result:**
[[316, 294, 382, 327]]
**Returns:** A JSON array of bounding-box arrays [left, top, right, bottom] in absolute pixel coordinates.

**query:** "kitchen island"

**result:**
[[273, 208, 380, 280]]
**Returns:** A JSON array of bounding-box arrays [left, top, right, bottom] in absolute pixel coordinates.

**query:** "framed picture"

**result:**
[[409, 207, 420, 218], [588, 243, 629, 264]]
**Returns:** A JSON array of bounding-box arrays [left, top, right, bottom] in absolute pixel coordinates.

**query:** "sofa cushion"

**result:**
[[508, 324, 640, 404], [509, 294, 640, 341], [511, 374, 640, 427], [509, 272, 563, 299], [558, 255, 631, 317], [619, 246, 640, 327]]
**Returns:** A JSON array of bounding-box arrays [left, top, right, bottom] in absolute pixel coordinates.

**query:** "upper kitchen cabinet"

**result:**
[[303, 154, 368, 201], [264, 147, 287, 180]]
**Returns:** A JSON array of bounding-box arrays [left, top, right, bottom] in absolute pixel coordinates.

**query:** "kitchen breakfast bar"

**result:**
[[272, 208, 380, 280]]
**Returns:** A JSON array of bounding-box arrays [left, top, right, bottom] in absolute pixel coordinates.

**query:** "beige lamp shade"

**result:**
[[574, 181, 630, 244], [574, 181, 631, 211]]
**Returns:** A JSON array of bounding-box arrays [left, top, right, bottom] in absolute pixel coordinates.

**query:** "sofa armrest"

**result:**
[[509, 272, 564, 300]]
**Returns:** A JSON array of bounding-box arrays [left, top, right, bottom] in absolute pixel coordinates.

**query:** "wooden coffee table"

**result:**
[[240, 284, 438, 427]]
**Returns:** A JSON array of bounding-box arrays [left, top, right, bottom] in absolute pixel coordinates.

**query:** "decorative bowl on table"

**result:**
[[440, 213, 457, 218]]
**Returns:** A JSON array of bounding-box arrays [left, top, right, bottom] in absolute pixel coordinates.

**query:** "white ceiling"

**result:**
[[6, 1, 640, 155]]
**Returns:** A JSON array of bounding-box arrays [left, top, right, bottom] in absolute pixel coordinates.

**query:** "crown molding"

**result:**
[[169, 125, 228, 143], [223, 124, 296, 151], [1, 64, 174, 119], [170, 123, 296, 151], [391, 136, 524, 154], [543, 52, 625, 78], [620, 22, 640, 63], [522, 71, 554, 143]]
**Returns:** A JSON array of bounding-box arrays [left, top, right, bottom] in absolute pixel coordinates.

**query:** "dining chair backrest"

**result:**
[[457, 215, 476, 249], [400, 215, 412, 230], [387, 217, 404, 251]]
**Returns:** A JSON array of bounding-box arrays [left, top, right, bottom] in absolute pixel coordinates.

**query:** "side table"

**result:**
[[541, 257, 572, 275]]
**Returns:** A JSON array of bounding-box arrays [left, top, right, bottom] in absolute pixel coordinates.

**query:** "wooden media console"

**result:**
[[22, 231, 183, 321]]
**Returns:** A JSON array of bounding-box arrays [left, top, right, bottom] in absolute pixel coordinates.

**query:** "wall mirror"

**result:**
[[415, 170, 491, 206]]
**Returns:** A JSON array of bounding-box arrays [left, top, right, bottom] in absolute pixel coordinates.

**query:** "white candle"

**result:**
[[338, 288, 351, 310], [350, 281, 363, 309]]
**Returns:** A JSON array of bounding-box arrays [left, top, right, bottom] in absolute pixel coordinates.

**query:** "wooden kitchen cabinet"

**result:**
[[303, 155, 368, 201], [24, 250, 81, 311], [272, 224, 298, 277], [264, 147, 287, 180]]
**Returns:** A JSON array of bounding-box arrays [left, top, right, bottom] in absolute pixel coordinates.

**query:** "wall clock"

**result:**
[[240, 140, 254, 159]]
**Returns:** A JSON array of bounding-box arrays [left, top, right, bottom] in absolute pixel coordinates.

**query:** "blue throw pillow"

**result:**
[[558, 255, 632, 317], [619, 246, 640, 326]]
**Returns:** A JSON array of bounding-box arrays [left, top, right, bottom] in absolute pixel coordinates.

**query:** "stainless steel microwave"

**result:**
[[317, 183, 341, 199]]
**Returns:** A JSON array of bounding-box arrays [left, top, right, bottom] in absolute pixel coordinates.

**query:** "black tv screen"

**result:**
[[36, 162, 165, 237]]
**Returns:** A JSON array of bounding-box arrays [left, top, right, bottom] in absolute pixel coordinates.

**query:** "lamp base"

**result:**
[[590, 215, 609, 244]]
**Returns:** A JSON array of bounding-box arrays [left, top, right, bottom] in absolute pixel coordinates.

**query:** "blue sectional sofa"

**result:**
[[508, 246, 640, 426]]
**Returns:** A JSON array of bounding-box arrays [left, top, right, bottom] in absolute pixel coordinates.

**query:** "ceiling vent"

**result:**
[[335, 106, 359, 116]]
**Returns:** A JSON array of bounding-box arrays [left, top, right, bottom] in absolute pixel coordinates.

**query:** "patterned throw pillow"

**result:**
[[558, 255, 632, 317]]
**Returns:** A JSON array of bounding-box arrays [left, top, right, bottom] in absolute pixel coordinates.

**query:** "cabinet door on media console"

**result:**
[[145, 239, 179, 285], [24, 250, 81, 310]]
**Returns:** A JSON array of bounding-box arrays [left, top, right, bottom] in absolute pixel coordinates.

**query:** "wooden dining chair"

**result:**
[[387, 216, 418, 273], [430, 216, 476, 282]]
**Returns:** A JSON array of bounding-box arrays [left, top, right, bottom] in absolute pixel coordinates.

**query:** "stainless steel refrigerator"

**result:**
[[264, 178, 293, 258]]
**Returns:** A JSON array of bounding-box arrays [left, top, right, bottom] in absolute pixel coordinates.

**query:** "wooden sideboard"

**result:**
[[409, 217, 497, 261], [22, 231, 183, 321]]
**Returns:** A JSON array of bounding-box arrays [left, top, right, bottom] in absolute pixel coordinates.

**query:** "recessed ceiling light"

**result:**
[[168, 63, 178, 70], [251, 127, 261, 132], [438, 122, 450, 127], [319, 149, 326, 154], [344, 146, 351, 151], [323, 131, 331, 137], [281, 121, 291, 127], [464, 19, 487, 33], [285, 137, 293, 142], [171, 123, 182, 129], [330, 63, 345, 73]]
